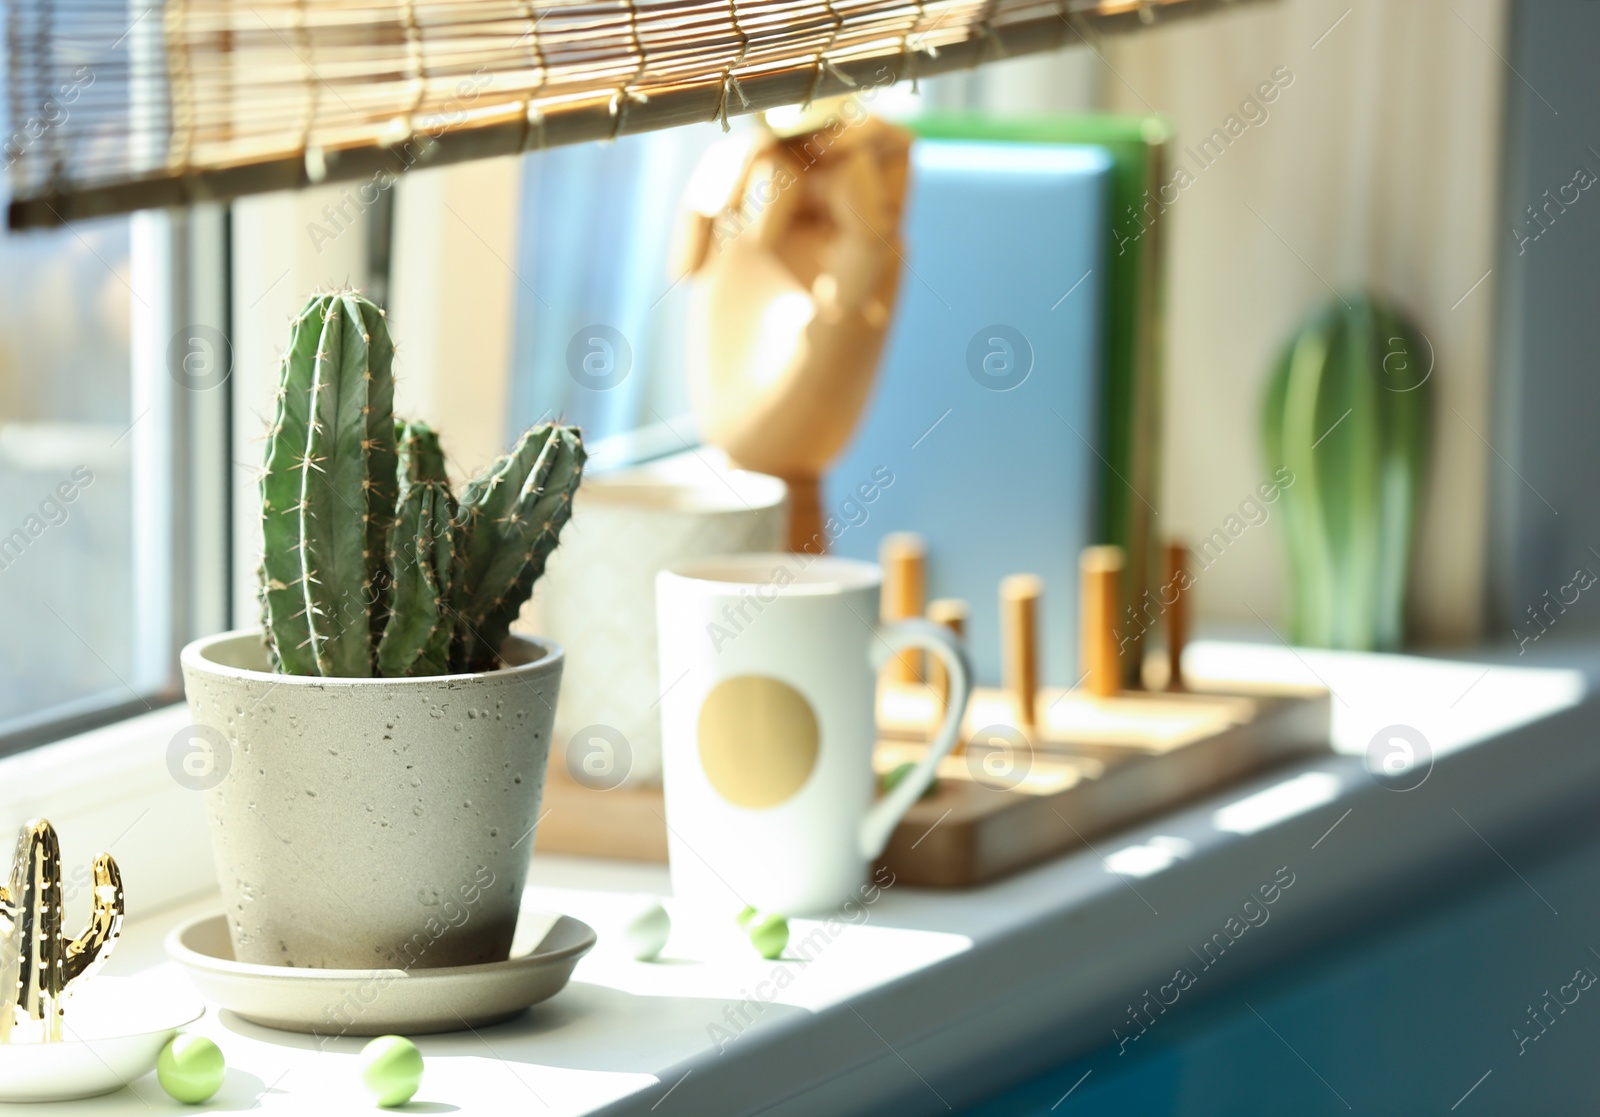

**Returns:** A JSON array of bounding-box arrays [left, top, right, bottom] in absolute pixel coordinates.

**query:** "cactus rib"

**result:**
[[377, 421, 457, 677], [452, 424, 585, 671], [358, 297, 401, 648], [259, 301, 328, 675], [300, 295, 398, 677]]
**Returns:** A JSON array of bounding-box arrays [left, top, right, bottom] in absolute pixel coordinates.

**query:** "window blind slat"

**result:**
[[5, 0, 1263, 229]]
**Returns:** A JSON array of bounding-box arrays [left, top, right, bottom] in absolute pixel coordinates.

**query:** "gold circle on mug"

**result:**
[[697, 675, 819, 808]]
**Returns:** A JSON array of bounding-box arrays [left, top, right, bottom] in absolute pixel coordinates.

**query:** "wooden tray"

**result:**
[[875, 681, 1328, 885], [535, 681, 1329, 888]]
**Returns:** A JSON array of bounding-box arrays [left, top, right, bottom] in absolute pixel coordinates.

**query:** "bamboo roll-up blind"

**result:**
[[5, 0, 1259, 229]]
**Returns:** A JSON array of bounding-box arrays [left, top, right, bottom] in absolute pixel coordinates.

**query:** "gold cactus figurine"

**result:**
[[0, 819, 124, 1043]]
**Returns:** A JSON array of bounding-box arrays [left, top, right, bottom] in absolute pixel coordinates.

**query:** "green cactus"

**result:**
[[375, 421, 457, 678], [0, 819, 125, 1043], [259, 304, 326, 675], [453, 423, 586, 672], [1261, 293, 1432, 651], [260, 293, 397, 676], [259, 292, 584, 677]]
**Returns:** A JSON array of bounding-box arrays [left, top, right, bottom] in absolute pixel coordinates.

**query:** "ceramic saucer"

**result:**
[[166, 909, 595, 1036], [0, 976, 205, 1102]]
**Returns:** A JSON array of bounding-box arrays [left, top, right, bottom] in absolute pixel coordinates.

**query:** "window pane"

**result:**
[[0, 217, 139, 735], [507, 127, 723, 445]]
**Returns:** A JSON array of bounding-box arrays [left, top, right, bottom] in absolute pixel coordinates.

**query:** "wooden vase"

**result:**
[[674, 111, 911, 552]]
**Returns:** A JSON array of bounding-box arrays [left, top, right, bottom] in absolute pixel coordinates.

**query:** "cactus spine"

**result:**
[[0, 819, 125, 1043], [1261, 293, 1431, 651], [260, 292, 584, 677]]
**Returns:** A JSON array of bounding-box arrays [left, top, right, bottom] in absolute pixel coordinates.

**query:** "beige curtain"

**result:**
[[1100, 0, 1506, 644]]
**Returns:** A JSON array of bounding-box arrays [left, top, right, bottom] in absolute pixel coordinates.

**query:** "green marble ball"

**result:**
[[359, 1035, 425, 1107], [156, 1033, 225, 1104], [750, 913, 789, 960]]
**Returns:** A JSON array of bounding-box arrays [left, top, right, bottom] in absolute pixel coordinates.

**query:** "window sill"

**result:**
[[8, 639, 1598, 1114], [0, 702, 217, 918]]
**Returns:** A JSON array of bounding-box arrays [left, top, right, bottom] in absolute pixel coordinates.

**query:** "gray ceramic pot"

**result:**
[[180, 630, 561, 970]]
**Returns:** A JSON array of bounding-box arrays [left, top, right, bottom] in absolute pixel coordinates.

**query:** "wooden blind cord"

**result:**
[[399, 0, 425, 148], [823, 57, 859, 89], [906, 0, 970, 93], [716, 0, 754, 132], [1050, 0, 1073, 51], [974, 0, 1010, 67], [609, 0, 651, 139], [902, 0, 930, 92], [163, 0, 193, 177], [517, 0, 551, 152], [523, 104, 548, 153], [803, 0, 849, 108], [912, 1, 946, 63], [286, 0, 322, 183]]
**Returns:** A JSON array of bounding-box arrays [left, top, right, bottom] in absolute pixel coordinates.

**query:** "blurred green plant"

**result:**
[[1261, 293, 1431, 651]]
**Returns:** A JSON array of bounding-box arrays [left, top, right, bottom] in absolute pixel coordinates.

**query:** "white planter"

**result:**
[[536, 457, 785, 787], [179, 631, 561, 970]]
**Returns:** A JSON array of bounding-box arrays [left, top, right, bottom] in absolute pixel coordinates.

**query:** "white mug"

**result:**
[[655, 553, 972, 914], [538, 458, 786, 787]]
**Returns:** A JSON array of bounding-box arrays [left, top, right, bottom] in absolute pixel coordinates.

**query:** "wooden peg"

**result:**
[[1165, 541, 1190, 691], [1080, 545, 1125, 699], [880, 533, 926, 682], [926, 598, 969, 722], [1000, 574, 1043, 729]]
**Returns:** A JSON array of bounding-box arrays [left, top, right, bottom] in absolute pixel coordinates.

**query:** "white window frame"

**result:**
[[0, 205, 230, 756], [0, 205, 231, 915]]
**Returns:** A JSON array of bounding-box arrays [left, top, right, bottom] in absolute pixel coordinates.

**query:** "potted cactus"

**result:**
[[181, 291, 584, 971], [1261, 293, 1431, 651]]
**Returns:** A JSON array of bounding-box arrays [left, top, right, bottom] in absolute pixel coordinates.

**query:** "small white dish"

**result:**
[[166, 910, 596, 1036], [0, 977, 204, 1102]]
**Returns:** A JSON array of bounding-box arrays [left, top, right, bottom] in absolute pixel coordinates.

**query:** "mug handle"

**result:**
[[858, 619, 973, 860]]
